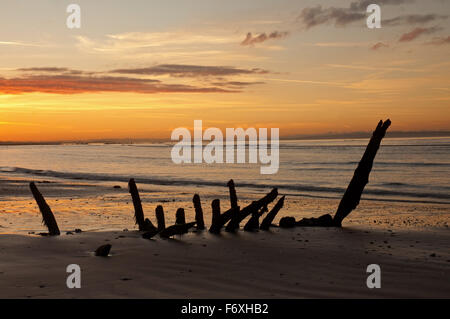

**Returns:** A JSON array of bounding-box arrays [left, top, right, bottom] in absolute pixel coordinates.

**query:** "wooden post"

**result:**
[[209, 199, 222, 234], [244, 205, 267, 232], [176, 208, 186, 224], [128, 178, 157, 231], [260, 195, 285, 230], [155, 205, 165, 231], [226, 188, 278, 232], [333, 119, 391, 226], [193, 194, 205, 230], [227, 179, 238, 210], [29, 182, 60, 236]]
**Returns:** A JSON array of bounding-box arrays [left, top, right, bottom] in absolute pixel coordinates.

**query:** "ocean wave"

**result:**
[[1, 166, 449, 203]]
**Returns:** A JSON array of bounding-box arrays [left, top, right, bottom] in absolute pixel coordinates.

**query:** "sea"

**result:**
[[0, 137, 449, 205]]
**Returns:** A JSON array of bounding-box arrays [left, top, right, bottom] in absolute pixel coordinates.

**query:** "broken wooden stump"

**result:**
[[155, 205, 166, 231], [226, 188, 278, 232], [176, 208, 186, 224], [279, 216, 296, 228], [128, 178, 157, 232], [209, 199, 222, 234], [95, 244, 111, 257], [193, 194, 205, 230], [333, 119, 391, 226], [260, 195, 285, 230], [159, 222, 196, 239], [29, 182, 60, 236]]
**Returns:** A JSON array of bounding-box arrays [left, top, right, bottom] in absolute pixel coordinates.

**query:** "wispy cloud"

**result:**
[[399, 26, 442, 42], [384, 14, 448, 26], [426, 36, 450, 45], [240, 31, 289, 46], [110, 64, 268, 77], [371, 42, 389, 50], [1, 63, 270, 95], [297, 0, 414, 29]]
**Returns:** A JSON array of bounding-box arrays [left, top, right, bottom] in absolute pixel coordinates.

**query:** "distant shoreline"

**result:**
[[1, 131, 450, 146]]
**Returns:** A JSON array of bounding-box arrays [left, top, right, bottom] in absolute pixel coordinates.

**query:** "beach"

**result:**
[[0, 174, 449, 298], [1, 138, 449, 298]]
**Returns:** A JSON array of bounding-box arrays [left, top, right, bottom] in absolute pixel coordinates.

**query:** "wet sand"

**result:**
[[0, 175, 449, 298]]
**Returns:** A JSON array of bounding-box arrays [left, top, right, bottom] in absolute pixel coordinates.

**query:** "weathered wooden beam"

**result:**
[[128, 178, 157, 232], [29, 182, 60, 236], [225, 188, 278, 232], [209, 199, 222, 234], [176, 208, 186, 224], [159, 222, 196, 239], [155, 205, 166, 231], [260, 195, 285, 230], [193, 194, 205, 230], [333, 119, 391, 226]]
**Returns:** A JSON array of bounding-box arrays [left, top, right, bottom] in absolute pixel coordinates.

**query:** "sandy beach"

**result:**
[[0, 175, 449, 299]]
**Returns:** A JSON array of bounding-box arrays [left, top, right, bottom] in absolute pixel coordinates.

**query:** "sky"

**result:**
[[0, 0, 449, 142]]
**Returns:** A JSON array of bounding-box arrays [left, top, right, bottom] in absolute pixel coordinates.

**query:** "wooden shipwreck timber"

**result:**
[[28, 120, 391, 246]]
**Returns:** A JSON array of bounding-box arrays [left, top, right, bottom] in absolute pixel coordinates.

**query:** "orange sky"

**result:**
[[1, 0, 449, 142]]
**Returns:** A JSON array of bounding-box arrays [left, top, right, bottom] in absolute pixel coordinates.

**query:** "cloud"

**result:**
[[399, 26, 442, 42], [240, 31, 289, 46], [17, 67, 85, 75], [298, 5, 365, 29], [111, 64, 268, 77], [371, 42, 389, 50], [297, 0, 414, 29], [0, 74, 236, 95], [1, 63, 271, 95], [426, 36, 450, 45], [384, 14, 448, 26], [211, 81, 265, 88]]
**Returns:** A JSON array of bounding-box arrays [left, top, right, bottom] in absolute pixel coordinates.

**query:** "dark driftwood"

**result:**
[[279, 216, 296, 228], [225, 188, 278, 232], [227, 179, 238, 210], [142, 229, 159, 239], [176, 208, 186, 224], [209, 199, 222, 234], [155, 205, 165, 231], [128, 178, 157, 232], [193, 194, 205, 230], [29, 182, 60, 236], [159, 222, 196, 238], [95, 244, 111, 257], [244, 205, 268, 232], [260, 195, 285, 230], [333, 119, 391, 226], [297, 214, 334, 227]]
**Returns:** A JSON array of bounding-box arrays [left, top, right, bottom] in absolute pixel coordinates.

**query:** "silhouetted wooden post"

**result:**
[[209, 199, 222, 234], [225, 205, 242, 232], [244, 205, 267, 232], [227, 179, 238, 210], [155, 205, 166, 231], [176, 208, 186, 224], [193, 194, 205, 230], [30, 182, 60, 236], [333, 119, 391, 226], [128, 178, 157, 231], [260, 195, 285, 230]]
